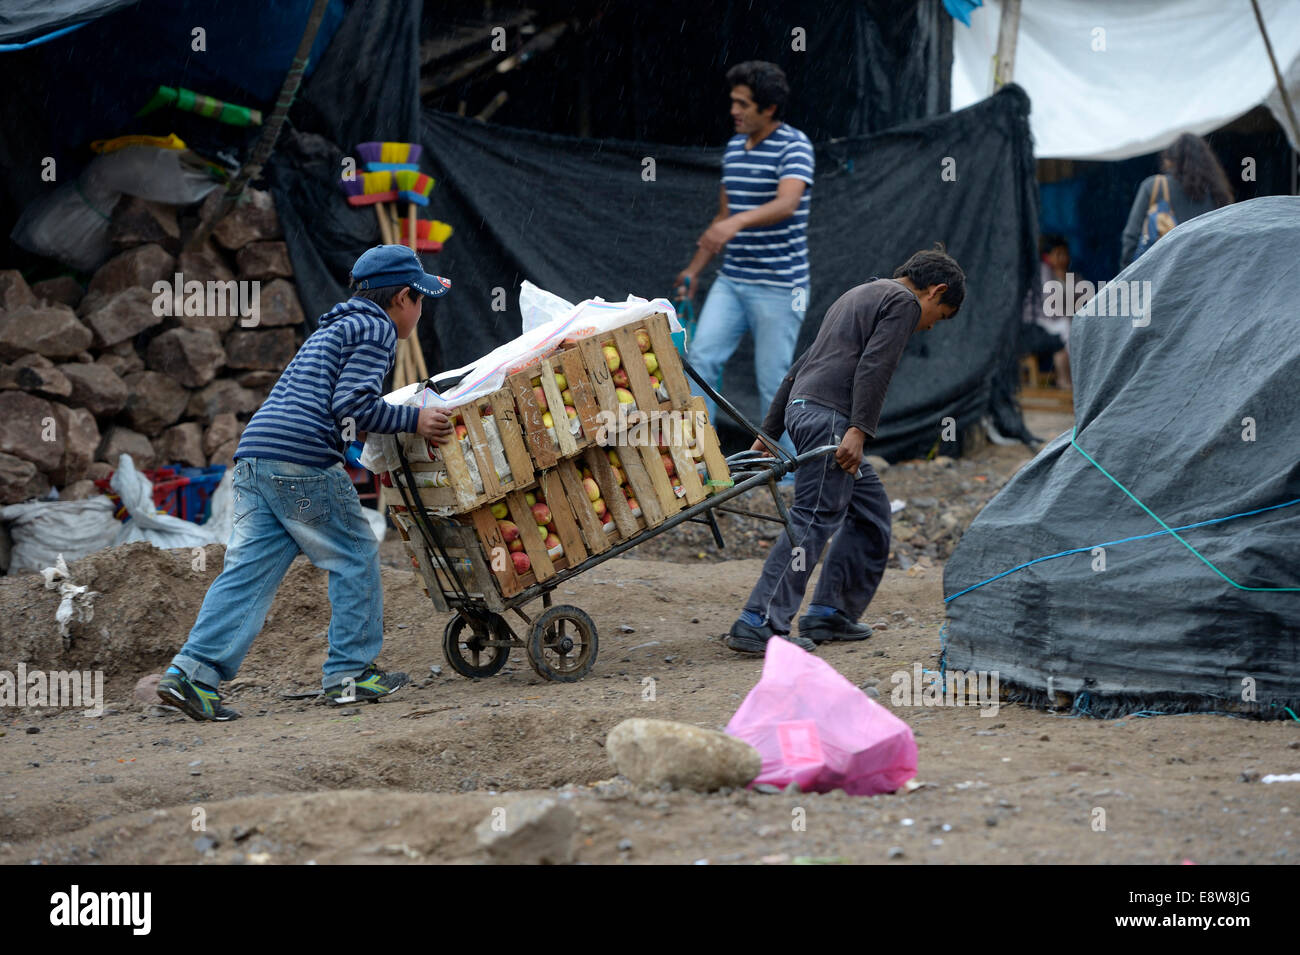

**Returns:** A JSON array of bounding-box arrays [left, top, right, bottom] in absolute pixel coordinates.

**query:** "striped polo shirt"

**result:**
[[720, 123, 814, 288], [235, 298, 420, 468]]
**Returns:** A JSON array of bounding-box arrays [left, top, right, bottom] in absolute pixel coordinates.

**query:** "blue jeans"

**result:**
[[171, 457, 383, 690], [689, 275, 806, 453], [743, 401, 892, 633]]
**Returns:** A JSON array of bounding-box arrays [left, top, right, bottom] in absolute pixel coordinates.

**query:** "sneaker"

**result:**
[[798, 610, 874, 644], [724, 619, 817, 654], [322, 664, 410, 705], [157, 671, 240, 722]]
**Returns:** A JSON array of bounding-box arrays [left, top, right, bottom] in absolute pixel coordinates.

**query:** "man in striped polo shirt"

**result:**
[[158, 246, 453, 721], [675, 61, 813, 447]]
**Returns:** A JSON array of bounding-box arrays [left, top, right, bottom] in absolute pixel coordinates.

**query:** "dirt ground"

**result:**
[[2, 410, 1296, 865]]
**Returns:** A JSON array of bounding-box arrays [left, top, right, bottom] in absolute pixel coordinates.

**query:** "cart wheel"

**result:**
[[526, 604, 598, 682], [443, 612, 511, 678]]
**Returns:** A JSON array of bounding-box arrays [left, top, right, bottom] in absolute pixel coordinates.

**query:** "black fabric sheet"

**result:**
[[943, 197, 1300, 716], [401, 85, 1037, 457]]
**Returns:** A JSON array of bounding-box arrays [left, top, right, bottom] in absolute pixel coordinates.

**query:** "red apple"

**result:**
[[611, 466, 624, 485], [627, 496, 640, 512], [498, 520, 519, 542], [454, 423, 468, 439], [508, 538, 524, 553], [544, 533, 561, 550], [511, 551, 531, 573], [634, 329, 651, 352], [643, 351, 659, 375], [583, 477, 600, 501], [615, 387, 635, 405], [601, 343, 621, 372], [532, 386, 548, 410], [531, 502, 552, 525], [612, 368, 630, 389], [661, 453, 675, 476], [592, 497, 607, 518]]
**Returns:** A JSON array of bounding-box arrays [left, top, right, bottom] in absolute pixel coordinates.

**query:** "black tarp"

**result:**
[[943, 197, 1300, 717], [406, 85, 1037, 457], [273, 84, 1038, 458]]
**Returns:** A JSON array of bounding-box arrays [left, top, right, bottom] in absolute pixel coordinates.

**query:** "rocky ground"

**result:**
[[2, 410, 1297, 865]]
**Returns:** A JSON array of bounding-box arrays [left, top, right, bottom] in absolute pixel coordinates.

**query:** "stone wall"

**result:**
[[0, 189, 306, 504]]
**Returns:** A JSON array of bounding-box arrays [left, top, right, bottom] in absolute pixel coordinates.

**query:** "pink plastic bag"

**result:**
[[725, 638, 917, 795]]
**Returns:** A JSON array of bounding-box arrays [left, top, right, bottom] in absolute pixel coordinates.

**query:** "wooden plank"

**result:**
[[557, 458, 609, 555], [508, 370, 558, 469], [559, 348, 603, 446], [578, 336, 619, 411], [665, 438, 706, 505], [540, 469, 587, 565], [461, 406, 500, 500], [644, 312, 691, 409], [687, 396, 732, 493], [613, 324, 659, 413], [486, 388, 534, 488], [506, 489, 554, 580], [437, 431, 480, 510], [635, 441, 682, 515], [469, 504, 520, 598], [539, 356, 577, 456], [611, 443, 664, 526], [585, 446, 638, 540]]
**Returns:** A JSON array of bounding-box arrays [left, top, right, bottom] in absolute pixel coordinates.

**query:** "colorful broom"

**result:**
[[356, 141, 422, 172]]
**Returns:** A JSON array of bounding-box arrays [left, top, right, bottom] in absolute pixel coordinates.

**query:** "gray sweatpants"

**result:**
[[743, 400, 892, 632]]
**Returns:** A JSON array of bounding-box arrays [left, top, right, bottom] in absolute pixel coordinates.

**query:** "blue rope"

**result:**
[[0, 21, 89, 52], [944, 496, 1300, 603]]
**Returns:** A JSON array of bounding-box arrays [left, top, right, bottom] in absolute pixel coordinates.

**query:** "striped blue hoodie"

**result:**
[[235, 298, 420, 467]]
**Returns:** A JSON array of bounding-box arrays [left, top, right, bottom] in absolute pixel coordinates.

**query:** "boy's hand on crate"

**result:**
[[417, 407, 454, 445]]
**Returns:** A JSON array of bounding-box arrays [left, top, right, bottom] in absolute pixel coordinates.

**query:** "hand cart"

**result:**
[[389, 357, 836, 683]]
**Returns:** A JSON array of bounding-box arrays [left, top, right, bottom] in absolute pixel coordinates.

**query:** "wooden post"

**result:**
[[993, 0, 1021, 92]]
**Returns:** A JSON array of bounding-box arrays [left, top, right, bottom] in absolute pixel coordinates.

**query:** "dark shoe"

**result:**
[[725, 619, 816, 654], [323, 664, 410, 704], [157, 671, 240, 721], [798, 610, 874, 644]]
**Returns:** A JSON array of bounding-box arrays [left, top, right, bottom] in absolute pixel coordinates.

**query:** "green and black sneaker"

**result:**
[[322, 664, 410, 705], [157, 670, 240, 721]]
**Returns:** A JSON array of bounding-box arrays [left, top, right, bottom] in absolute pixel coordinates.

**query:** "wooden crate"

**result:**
[[507, 344, 605, 470], [573, 312, 714, 520], [378, 387, 535, 515]]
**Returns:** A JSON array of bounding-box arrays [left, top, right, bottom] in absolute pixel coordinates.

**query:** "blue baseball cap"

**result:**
[[351, 245, 451, 298]]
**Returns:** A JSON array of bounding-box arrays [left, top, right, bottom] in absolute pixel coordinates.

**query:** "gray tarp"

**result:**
[[943, 196, 1300, 718]]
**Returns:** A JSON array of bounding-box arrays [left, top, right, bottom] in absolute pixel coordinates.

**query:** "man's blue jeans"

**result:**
[[689, 275, 806, 452], [171, 457, 383, 690]]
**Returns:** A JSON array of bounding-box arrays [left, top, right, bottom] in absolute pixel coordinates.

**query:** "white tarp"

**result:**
[[952, 0, 1300, 160]]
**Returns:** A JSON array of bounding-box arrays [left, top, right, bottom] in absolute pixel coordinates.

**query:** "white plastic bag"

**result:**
[[1, 497, 121, 575], [519, 280, 576, 333], [360, 290, 683, 475], [110, 454, 224, 550]]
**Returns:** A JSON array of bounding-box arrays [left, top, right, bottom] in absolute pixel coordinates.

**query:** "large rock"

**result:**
[[0, 355, 71, 398], [96, 426, 156, 469], [49, 402, 100, 485], [0, 270, 38, 310], [186, 380, 260, 424], [60, 479, 101, 501], [30, 276, 84, 309], [121, 371, 188, 436], [0, 451, 49, 505], [0, 305, 94, 360], [95, 348, 143, 379], [235, 241, 293, 281], [223, 327, 296, 371], [173, 242, 241, 335], [202, 412, 243, 457], [605, 718, 762, 792], [475, 797, 575, 865], [109, 196, 180, 252], [207, 188, 282, 250], [60, 362, 129, 417], [255, 278, 305, 328], [0, 392, 64, 472], [146, 327, 226, 388], [154, 422, 205, 468], [87, 243, 175, 298], [82, 287, 163, 347], [208, 438, 240, 467]]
